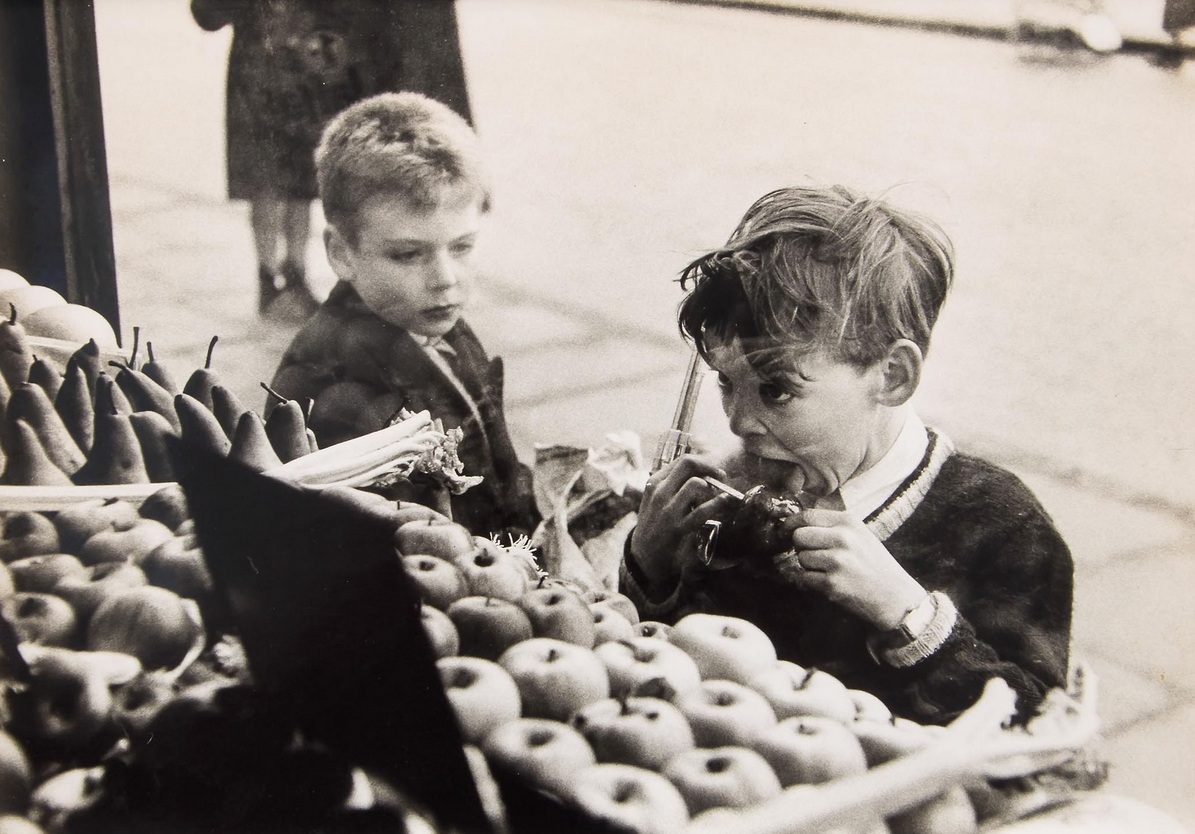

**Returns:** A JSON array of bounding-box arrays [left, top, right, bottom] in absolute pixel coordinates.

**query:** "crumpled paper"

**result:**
[[530, 431, 647, 592]]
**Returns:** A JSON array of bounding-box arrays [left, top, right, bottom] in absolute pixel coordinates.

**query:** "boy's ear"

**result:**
[[324, 225, 355, 284], [875, 339, 923, 407]]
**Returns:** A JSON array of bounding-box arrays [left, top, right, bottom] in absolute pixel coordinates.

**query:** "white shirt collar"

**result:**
[[837, 408, 929, 520]]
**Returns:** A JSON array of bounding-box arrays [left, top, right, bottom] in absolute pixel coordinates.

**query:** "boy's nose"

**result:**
[[425, 250, 458, 290], [725, 396, 765, 437]]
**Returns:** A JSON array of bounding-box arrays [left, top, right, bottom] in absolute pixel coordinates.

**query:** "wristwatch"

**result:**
[[866, 591, 957, 667]]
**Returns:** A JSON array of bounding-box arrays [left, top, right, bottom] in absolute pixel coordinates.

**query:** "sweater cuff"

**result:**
[[867, 591, 958, 668], [622, 531, 681, 607]]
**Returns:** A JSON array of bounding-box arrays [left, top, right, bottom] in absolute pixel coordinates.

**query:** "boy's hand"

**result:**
[[629, 455, 737, 585], [779, 508, 926, 630]]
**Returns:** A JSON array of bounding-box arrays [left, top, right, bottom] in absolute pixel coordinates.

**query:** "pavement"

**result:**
[[671, 0, 1194, 51], [91, 0, 1193, 829]]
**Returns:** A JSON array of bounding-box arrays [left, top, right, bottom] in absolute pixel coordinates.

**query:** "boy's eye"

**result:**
[[758, 382, 795, 404], [450, 239, 476, 256], [389, 250, 422, 264]]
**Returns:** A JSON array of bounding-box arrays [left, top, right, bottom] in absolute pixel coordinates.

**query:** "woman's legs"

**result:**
[[251, 197, 286, 314], [250, 197, 318, 318]]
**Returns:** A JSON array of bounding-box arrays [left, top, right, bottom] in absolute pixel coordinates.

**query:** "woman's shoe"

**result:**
[[261, 261, 320, 323], [258, 264, 283, 316]]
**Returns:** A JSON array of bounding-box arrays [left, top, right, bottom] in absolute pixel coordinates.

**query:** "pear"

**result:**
[[209, 384, 247, 441], [0, 304, 33, 390], [262, 386, 311, 463], [174, 393, 232, 456], [28, 354, 63, 402], [112, 362, 181, 432], [6, 383, 86, 476], [129, 411, 179, 482], [142, 340, 180, 395], [92, 373, 132, 417], [0, 419, 73, 486], [71, 405, 150, 486], [182, 335, 221, 411], [54, 360, 95, 453], [65, 338, 103, 398], [228, 410, 284, 471]]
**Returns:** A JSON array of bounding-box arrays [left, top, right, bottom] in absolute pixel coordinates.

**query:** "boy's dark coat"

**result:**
[[270, 281, 537, 538]]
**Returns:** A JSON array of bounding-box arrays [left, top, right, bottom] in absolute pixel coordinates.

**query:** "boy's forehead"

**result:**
[[351, 186, 486, 238]]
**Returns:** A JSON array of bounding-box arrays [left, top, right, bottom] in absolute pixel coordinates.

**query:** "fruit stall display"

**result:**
[[0, 278, 1113, 832]]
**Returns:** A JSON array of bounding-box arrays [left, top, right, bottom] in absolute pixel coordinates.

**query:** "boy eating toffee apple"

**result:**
[[622, 185, 1073, 724], [269, 92, 537, 538]]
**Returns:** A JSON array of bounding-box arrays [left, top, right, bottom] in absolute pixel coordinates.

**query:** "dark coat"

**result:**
[[270, 282, 538, 538], [191, 0, 472, 200]]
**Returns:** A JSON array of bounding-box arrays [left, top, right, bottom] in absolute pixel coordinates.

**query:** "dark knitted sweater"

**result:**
[[622, 432, 1074, 725]]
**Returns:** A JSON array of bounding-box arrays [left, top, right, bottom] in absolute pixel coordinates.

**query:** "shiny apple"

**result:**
[[581, 589, 640, 625], [634, 621, 673, 641], [481, 717, 596, 796], [594, 636, 702, 700], [670, 613, 777, 684], [568, 762, 690, 834], [79, 518, 174, 567], [497, 637, 609, 722], [87, 586, 202, 671], [1, 592, 77, 647], [0, 512, 60, 563], [140, 533, 213, 601], [402, 555, 469, 610], [52, 562, 148, 625], [673, 679, 777, 748], [570, 696, 694, 770], [591, 605, 637, 645], [136, 484, 190, 531], [26, 766, 106, 833], [749, 714, 868, 787], [437, 656, 522, 744], [52, 499, 140, 554], [11, 648, 114, 750], [453, 547, 529, 603], [7, 554, 87, 593], [420, 605, 459, 659], [110, 669, 177, 742], [446, 596, 534, 661], [663, 746, 782, 816], [393, 518, 476, 561], [849, 688, 893, 723], [746, 660, 857, 724], [520, 586, 596, 647]]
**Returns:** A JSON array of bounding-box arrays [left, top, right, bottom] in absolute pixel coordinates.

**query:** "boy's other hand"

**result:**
[[630, 455, 736, 585], [781, 508, 926, 630]]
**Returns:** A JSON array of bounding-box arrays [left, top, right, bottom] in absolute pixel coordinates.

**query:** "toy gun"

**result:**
[[652, 349, 804, 569], [651, 348, 704, 471]]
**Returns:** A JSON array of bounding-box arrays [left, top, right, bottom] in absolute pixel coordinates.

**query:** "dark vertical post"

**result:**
[[0, 0, 66, 292], [43, 0, 120, 341]]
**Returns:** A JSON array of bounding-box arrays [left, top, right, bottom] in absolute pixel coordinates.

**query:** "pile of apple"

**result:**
[[403, 525, 984, 834], [0, 483, 242, 829]]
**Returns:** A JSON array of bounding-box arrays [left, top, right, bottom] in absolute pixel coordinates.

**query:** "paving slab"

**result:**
[[1101, 701, 1195, 829]]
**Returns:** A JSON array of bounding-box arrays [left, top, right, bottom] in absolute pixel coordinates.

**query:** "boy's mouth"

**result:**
[[422, 303, 461, 322]]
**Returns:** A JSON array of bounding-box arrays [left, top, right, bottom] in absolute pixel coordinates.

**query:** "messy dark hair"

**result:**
[[316, 92, 491, 243], [678, 185, 954, 373]]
